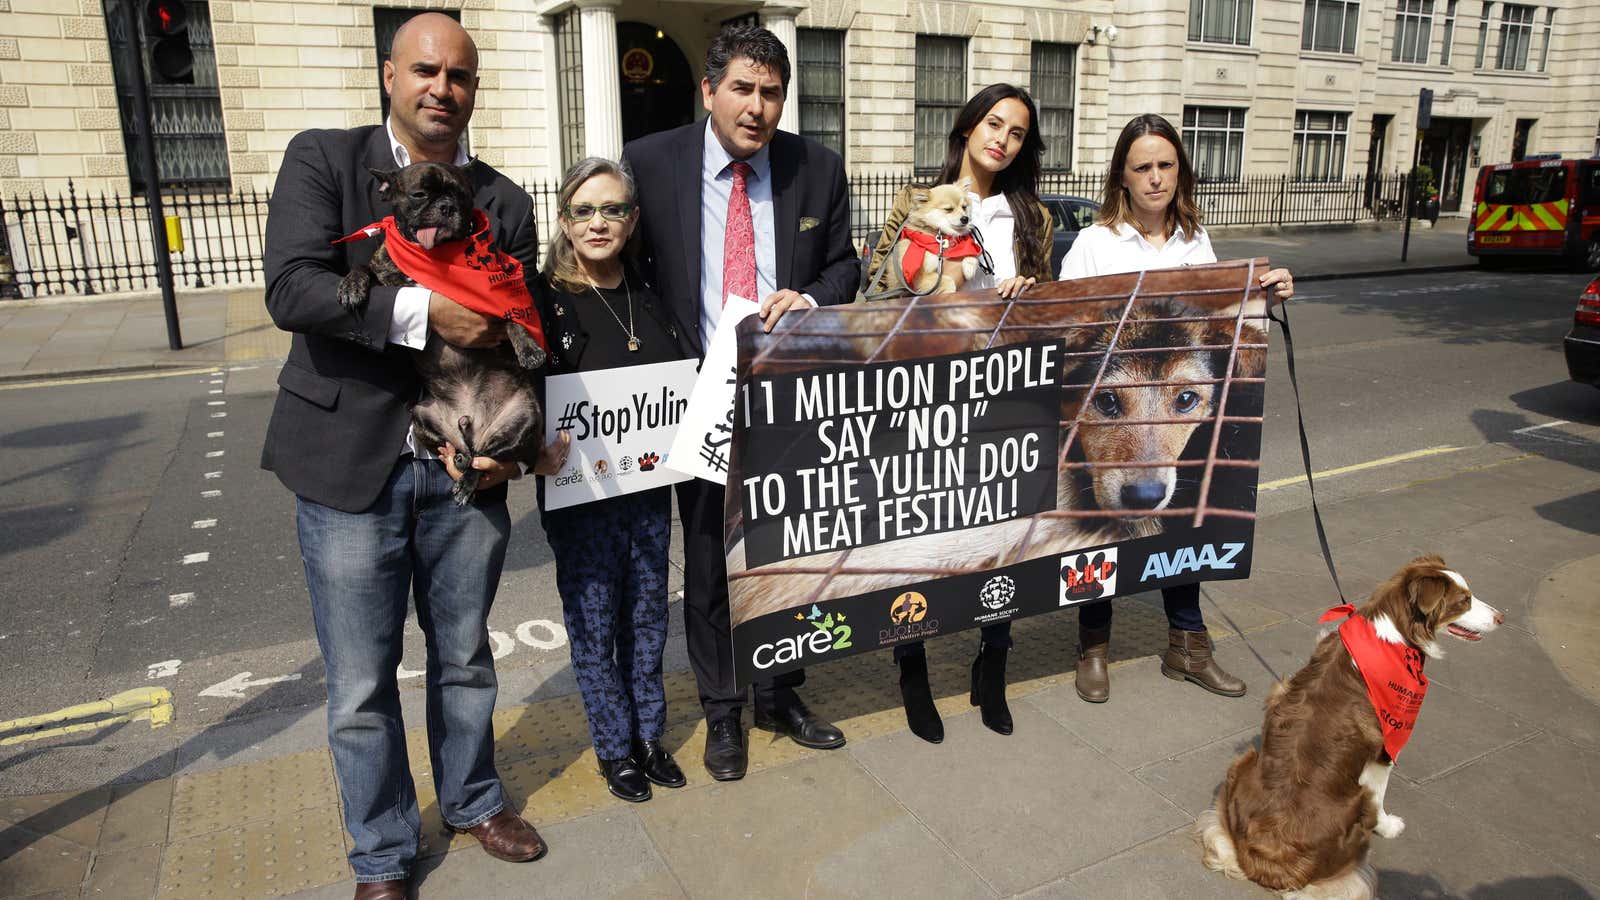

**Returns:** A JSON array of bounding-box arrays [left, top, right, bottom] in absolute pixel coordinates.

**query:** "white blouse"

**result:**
[[963, 191, 1017, 292], [1058, 222, 1216, 280]]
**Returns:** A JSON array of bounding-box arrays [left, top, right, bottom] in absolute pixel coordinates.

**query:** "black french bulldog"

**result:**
[[337, 161, 547, 505]]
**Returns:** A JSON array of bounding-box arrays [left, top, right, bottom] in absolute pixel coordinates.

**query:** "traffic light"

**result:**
[[144, 0, 194, 84]]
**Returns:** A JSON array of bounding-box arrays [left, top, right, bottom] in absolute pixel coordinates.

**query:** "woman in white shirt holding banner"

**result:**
[[1057, 114, 1294, 705]]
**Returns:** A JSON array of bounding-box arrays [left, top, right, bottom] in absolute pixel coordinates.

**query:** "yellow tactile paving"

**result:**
[[156, 804, 347, 900], [169, 749, 337, 842]]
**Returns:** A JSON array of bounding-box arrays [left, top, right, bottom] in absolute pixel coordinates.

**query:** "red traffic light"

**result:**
[[145, 0, 188, 36]]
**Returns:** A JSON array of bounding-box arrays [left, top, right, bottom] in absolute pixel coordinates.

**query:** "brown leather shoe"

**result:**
[[1161, 628, 1246, 697], [1075, 626, 1111, 703], [447, 809, 548, 862], [353, 880, 408, 900]]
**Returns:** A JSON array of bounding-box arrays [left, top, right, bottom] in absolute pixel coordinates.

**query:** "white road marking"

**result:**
[[397, 663, 425, 680], [192, 519, 217, 529], [203, 471, 222, 479], [209, 412, 226, 419], [206, 400, 225, 406], [1512, 419, 1570, 434], [490, 630, 514, 660], [1259, 445, 1463, 492], [208, 389, 222, 395], [199, 672, 303, 699], [207, 431, 224, 438], [147, 660, 182, 679], [205, 450, 224, 458], [168, 593, 194, 608], [201, 489, 221, 498], [182, 552, 210, 565], [516, 619, 569, 650]]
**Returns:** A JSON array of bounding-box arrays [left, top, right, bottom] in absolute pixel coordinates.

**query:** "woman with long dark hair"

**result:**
[[865, 83, 1056, 744], [1058, 113, 1293, 704]]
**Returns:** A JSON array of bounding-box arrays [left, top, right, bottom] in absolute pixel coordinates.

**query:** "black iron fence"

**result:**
[[1, 172, 1412, 299]]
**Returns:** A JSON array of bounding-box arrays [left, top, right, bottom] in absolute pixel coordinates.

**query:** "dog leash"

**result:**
[[1267, 299, 1348, 605]]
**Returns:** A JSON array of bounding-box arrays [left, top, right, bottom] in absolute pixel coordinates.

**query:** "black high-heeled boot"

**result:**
[[969, 643, 1013, 735], [898, 650, 944, 743]]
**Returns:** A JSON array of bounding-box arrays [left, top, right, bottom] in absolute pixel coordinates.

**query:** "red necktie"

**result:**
[[723, 160, 756, 306]]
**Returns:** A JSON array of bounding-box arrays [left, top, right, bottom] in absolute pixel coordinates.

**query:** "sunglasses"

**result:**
[[561, 202, 635, 222]]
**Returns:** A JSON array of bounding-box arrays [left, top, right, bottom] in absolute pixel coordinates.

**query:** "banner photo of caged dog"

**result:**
[[723, 260, 1282, 687]]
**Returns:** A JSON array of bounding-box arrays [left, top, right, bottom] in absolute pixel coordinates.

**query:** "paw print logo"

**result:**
[[637, 452, 660, 472], [1060, 550, 1118, 605]]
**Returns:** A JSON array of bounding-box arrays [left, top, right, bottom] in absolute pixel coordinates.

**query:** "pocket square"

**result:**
[[799, 216, 820, 232]]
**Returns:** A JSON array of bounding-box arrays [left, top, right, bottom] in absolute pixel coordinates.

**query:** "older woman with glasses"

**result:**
[[531, 157, 695, 802]]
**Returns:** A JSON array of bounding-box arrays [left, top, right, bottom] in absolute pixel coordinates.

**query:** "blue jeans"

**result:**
[[297, 456, 509, 883], [1080, 582, 1206, 632]]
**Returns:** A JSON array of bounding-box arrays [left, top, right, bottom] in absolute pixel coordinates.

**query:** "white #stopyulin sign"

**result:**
[[541, 358, 700, 510], [666, 295, 761, 485]]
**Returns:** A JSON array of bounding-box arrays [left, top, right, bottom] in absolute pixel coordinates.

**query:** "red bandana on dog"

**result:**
[[1320, 603, 1429, 759], [335, 209, 547, 351], [899, 229, 983, 288]]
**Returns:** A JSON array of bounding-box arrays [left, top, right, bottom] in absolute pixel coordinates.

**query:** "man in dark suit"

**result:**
[[623, 24, 859, 782], [261, 14, 545, 899]]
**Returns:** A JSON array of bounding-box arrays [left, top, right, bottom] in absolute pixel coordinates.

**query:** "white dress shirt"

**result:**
[[1058, 221, 1216, 279], [963, 191, 1016, 292], [699, 120, 777, 345], [379, 118, 469, 458]]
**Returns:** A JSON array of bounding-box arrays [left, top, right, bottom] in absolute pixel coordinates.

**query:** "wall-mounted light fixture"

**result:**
[[1085, 24, 1118, 45]]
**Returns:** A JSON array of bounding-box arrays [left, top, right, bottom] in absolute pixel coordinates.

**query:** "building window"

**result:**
[[553, 9, 584, 171], [796, 29, 845, 160], [914, 35, 966, 174], [103, 0, 230, 192], [1439, 0, 1458, 64], [1292, 111, 1349, 181], [374, 8, 461, 122], [1496, 3, 1535, 70], [1391, 0, 1434, 64], [1189, 0, 1254, 46], [1182, 106, 1246, 183], [1535, 6, 1554, 72], [1030, 42, 1075, 172], [1475, 2, 1493, 68], [1301, 0, 1358, 54]]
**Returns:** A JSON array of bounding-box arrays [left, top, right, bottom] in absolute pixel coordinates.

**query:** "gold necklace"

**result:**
[[589, 277, 640, 352]]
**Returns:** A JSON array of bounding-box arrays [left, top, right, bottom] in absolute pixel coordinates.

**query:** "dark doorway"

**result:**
[[1512, 118, 1535, 161], [1420, 116, 1472, 213], [1365, 113, 1392, 210], [618, 22, 694, 145]]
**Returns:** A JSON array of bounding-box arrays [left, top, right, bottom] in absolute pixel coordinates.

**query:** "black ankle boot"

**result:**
[[969, 644, 1013, 735], [897, 651, 944, 744]]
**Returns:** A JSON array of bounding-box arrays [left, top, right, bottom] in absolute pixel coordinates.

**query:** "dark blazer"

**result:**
[[532, 265, 696, 375], [260, 125, 539, 512], [621, 122, 859, 357]]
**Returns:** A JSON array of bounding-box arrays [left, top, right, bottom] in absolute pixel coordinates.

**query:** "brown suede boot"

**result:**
[[1161, 628, 1246, 697], [1075, 626, 1112, 703]]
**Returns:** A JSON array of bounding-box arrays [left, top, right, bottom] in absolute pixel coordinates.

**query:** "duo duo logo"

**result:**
[[752, 604, 853, 670], [881, 591, 940, 645]]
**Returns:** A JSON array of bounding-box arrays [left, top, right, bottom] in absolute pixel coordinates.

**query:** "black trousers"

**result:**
[[676, 478, 803, 722]]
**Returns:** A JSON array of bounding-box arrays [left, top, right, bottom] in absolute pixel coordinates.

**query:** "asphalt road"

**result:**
[[1, 265, 1596, 789]]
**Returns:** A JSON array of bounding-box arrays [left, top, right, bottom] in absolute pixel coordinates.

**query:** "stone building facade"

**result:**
[[1, 0, 1598, 216]]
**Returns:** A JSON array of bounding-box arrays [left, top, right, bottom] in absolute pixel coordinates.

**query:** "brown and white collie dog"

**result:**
[[1196, 555, 1503, 899]]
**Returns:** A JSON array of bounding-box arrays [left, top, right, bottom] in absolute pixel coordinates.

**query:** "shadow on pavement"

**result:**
[[1376, 872, 1597, 900]]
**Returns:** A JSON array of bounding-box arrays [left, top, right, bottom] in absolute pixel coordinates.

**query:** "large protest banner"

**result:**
[[723, 260, 1278, 687]]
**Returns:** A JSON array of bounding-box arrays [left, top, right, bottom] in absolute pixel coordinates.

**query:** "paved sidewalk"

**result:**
[[0, 222, 1476, 381], [2, 435, 1596, 899]]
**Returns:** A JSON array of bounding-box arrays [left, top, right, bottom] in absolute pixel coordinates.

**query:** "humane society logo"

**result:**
[[974, 575, 1018, 626], [751, 604, 852, 670], [1060, 549, 1117, 606], [880, 591, 938, 646]]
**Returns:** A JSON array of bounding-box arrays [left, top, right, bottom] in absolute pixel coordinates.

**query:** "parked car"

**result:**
[[1469, 156, 1600, 271], [1042, 194, 1102, 277], [1565, 277, 1600, 388]]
